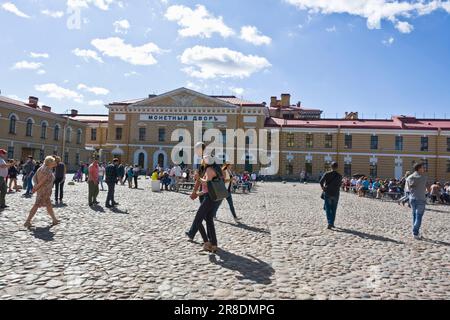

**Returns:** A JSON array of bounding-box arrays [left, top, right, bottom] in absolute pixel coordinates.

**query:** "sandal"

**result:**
[[51, 220, 60, 226], [203, 242, 213, 252], [24, 221, 32, 229]]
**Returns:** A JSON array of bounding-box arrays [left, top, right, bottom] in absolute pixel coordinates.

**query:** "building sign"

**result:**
[[139, 114, 227, 123]]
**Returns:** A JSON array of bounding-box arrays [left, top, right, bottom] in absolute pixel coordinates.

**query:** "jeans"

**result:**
[[410, 198, 426, 236], [399, 191, 410, 205], [26, 172, 34, 194], [88, 181, 99, 205], [133, 176, 138, 188], [0, 177, 7, 207], [216, 187, 237, 219], [99, 176, 104, 190], [188, 194, 221, 245], [106, 181, 116, 206], [323, 194, 339, 226], [54, 177, 65, 201]]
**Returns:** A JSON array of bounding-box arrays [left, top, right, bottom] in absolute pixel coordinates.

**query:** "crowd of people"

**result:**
[[320, 161, 446, 240], [340, 174, 450, 205]]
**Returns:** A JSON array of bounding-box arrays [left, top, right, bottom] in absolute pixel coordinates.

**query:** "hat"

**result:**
[[0, 149, 6, 155]]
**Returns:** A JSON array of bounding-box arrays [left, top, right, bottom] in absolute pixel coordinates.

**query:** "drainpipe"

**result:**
[[336, 125, 341, 160], [126, 105, 132, 164]]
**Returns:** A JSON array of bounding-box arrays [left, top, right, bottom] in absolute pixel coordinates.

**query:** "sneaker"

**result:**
[[105, 204, 112, 208], [112, 202, 119, 206], [203, 242, 213, 252], [414, 235, 422, 240], [327, 225, 335, 230]]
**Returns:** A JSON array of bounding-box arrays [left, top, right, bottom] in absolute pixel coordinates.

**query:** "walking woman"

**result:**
[[24, 156, 60, 228], [8, 159, 19, 193], [217, 162, 240, 222], [186, 142, 222, 253]]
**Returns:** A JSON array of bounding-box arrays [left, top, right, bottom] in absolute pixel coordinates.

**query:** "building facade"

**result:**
[[75, 87, 450, 181], [266, 116, 450, 181], [0, 96, 92, 171]]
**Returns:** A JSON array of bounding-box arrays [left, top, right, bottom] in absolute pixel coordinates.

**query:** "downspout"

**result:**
[[436, 128, 441, 181], [126, 105, 132, 164]]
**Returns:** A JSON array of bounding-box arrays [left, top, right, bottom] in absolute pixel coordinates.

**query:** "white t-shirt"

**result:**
[[98, 166, 105, 177], [0, 158, 8, 178]]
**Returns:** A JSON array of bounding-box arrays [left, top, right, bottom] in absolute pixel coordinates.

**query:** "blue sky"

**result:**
[[1, 0, 450, 118]]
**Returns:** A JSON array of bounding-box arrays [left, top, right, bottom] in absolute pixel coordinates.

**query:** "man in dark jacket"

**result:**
[[319, 162, 343, 230], [105, 159, 119, 208]]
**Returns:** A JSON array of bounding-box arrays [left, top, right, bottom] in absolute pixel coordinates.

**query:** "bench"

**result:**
[[176, 182, 195, 192]]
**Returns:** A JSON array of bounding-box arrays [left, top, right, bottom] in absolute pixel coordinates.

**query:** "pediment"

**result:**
[[131, 87, 237, 108]]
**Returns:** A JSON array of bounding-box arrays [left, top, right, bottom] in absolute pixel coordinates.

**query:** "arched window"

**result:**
[[26, 119, 33, 137], [66, 127, 72, 143], [41, 122, 48, 139], [76, 129, 82, 144], [54, 125, 60, 141], [9, 115, 17, 134]]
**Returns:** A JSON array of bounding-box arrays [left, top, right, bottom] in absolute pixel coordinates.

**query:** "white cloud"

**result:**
[[180, 46, 271, 79], [326, 25, 337, 32], [77, 83, 109, 95], [1, 2, 30, 18], [12, 61, 43, 70], [88, 100, 105, 106], [35, 83, 83, 100], [67, 0, 116, 11], [285, 0, 450, 33], [229, 87, 245, 96], [165, 4, 234, 38], [91, 37, 164, 66], [395, 21, 414, 33], [113, 19, 130, 34], [37, 69, 46, 75], [41, 9, 64, 18], [240, 26, 272, 46], [382, 37, 395, 46], [30, 52, 50, 59], [124, 71, 139, 77], [72, 48, 104, 63]]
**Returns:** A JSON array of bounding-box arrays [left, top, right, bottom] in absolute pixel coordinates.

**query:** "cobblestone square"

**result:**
[[0, 180, 449, 300]]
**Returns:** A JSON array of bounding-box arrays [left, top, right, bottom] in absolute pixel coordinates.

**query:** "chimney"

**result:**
[[28, 96, 39, 108], [296, 101, 301, 108], [270, 96, 277, 108], [281, 94, 291, 108], [42, 105, 52, 112], [70, 109, 78, 117]]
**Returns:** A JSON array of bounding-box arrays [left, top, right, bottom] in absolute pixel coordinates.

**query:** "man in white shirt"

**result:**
[[0, 149, 14, 209]]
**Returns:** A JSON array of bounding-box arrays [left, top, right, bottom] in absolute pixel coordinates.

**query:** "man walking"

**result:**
[[0, 149, 14, 210], [133, 165, 140, 189], [88, 157, 100, 207], [105, 159, 119, 208], [54, 156, 66, 204], [319, 162, 343, 230], [406, 163, 428, 240], [23, 156, 35, 196]]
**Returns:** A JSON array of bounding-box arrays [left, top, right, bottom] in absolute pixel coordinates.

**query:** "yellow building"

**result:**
[[75, 88, 450, 181], [0, 95, 92, 171]]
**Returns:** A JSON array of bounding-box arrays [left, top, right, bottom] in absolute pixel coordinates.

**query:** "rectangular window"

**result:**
[[39, 149, 45, 161], [447, 160, 450, 173], [344, 134, 352, 149], [158, 128, 166, 142], [287, 133, 294, 147], [91, 128, 97, 141], [305, 162, 312, 176], [221, 131, 227, 144], [286, 163, 293, 175], [64, 152, 69, 165], [421, 137, 428, 152], [447, 137, 450, 152], [324, 134, 333, 148], [369, 164, 378, 178], [395, 136, 403, 151], [344, 163, 352, 176], [139, 127, 146, 141], [306, 134, 314, 148], [371, 135, 379, 150], [7, 146, 14, 159], [115, 127, 123, 140]]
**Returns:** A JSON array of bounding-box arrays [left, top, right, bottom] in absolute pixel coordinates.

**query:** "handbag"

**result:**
[[207, 165, 228, 202]]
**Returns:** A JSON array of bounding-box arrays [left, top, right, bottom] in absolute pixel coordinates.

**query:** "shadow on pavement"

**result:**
[[109, 207, 129, 215], [335, 228, 404, 244], [422, 238, 450, 247], [215, 220, 270, 235], [209, 251, 274, 285], [91, 205, 105, 213], [31, 226, 55, 242]]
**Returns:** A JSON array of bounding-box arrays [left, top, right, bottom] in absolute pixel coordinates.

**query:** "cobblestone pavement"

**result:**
[[0, 179, 449, 300]]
